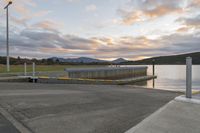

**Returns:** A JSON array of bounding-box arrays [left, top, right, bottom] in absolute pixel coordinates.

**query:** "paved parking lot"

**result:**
[[0, 83, 180, 133]]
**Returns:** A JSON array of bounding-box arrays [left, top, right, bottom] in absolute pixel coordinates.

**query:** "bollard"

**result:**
[[186, 57, 192, 98], [32, 62, 35, 83], [153, 79, 155, 88], [152, 59, 155, 76], [24, 62, 27, 76]]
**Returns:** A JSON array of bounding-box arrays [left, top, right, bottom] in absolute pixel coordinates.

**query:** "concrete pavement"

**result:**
[[126, 96, 200, 133], [0, 82, 180, 133], [0, 113, 20, 133]]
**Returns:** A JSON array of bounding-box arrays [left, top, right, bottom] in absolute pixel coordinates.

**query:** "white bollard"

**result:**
[[32, 62, 35, 77], [186, 57, 192, 98], [32, 62, 36, 83], [24, 62, 27, 76]]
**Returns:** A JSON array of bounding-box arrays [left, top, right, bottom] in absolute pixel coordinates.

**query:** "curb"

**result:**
[[175, 95, 200, 105], [125, 100, 173, 133], [0, 105, 33, 133]]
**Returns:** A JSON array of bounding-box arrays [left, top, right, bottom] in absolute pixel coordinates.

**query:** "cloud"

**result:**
[[31, 20, 64, 33], [11, 0, 37, 16], [85, 4, 97, 12], [0, 0, 52, 28], [189, 0, 200, 8], [176, 14, 200, 32], [64, 0, 79, 2], [178, 14, 200, 28], [118, 0, 185, 25], [1, 22, 200, 60]]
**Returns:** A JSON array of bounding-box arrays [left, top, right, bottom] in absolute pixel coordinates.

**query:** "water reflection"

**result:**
[[122, 65, 200, 91]]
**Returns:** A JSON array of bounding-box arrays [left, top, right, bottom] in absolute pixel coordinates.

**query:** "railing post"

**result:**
[[32, 62, 35, 77], [186, 57, 192, 98], [24, 62, 27, 76], [32, 62, 36, 83], [152, 59, 155, 76]]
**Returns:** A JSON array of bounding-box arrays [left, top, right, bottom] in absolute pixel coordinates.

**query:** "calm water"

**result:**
[[122, 65, 200, 91]]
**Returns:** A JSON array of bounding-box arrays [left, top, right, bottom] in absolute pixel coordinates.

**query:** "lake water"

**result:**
[[122, 65, 200, 91]]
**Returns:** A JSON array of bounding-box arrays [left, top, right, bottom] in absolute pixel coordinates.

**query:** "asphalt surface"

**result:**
[[0, 83, 181, 133]]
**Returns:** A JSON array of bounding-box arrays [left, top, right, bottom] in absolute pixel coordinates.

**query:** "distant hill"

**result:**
[[50, 57, 129, 64], [112, 58, 128, 64], [122, 52, 200, 65], [49, 57, 107, 63]]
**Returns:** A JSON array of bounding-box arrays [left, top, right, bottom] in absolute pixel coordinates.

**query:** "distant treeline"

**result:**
[[1, 52, 200, 65], [0, 56, 111, 65]]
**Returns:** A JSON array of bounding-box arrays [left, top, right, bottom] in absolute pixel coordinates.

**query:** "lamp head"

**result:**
[[4, 1, 12, 9], [8, 1, 12, 5]]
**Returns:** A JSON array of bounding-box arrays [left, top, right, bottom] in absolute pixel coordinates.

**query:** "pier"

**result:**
[[0, 66, 156, 85], [65, 66, 147, 79]]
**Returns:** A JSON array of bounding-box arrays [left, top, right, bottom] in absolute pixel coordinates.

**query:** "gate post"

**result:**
[[32, 62, 35, 83], [24, 62, 27, 76], [152, 59, 155, 76], [186, 57, 192, 98], [32, 62, 35, 77]]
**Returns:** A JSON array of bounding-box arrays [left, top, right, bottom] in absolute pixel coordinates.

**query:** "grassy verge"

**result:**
[[0, 65, 106, 73]]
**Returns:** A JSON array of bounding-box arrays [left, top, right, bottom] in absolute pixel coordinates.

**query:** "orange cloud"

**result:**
[[176, 27, 189, 32], [144, 5, 183, 18], [119, 0, 185, 25], [191, 0, 200, 7], [31, 20, 63, 32], [177, 15, 200, 32]]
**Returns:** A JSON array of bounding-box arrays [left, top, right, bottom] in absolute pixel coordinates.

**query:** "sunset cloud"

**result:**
[[118, 0, 185, 25], [178, 15, 200, 28], [31, 20, 64, 33], [1, 24, 199, 60]]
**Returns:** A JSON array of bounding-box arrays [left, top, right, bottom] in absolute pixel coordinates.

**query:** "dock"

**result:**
[[0, 66, 156, 85], [65, 67, 148, 79]]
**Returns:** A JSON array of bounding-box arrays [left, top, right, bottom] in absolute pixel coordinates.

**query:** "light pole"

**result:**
[[4, 1, 12, 72]]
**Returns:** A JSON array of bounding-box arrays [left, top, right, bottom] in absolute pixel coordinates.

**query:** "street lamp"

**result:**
[[4, 1, 12, 72]]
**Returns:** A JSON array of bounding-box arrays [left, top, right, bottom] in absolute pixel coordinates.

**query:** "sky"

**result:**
[[0, 0, 200, 60]]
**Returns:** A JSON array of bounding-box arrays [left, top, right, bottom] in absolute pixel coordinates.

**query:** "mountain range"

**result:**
[[50, 51, 200, 65], [50, 52, 200, 65], [1, 52, 200, 65], [49, 57, 128, 64]]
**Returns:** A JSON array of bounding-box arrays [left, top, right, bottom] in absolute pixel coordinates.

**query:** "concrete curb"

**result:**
[[175, 95, 200, 105], [125, 94, 200, 133], [0, 77, 29, 82], [125, 100, 173, 133], [0, 105, 33, 133], [37, 75, 157, 85]]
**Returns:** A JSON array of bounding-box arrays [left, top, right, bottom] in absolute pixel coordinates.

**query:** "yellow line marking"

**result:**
[[38, 76, 50, 79], [192, 90, 200, 95]]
